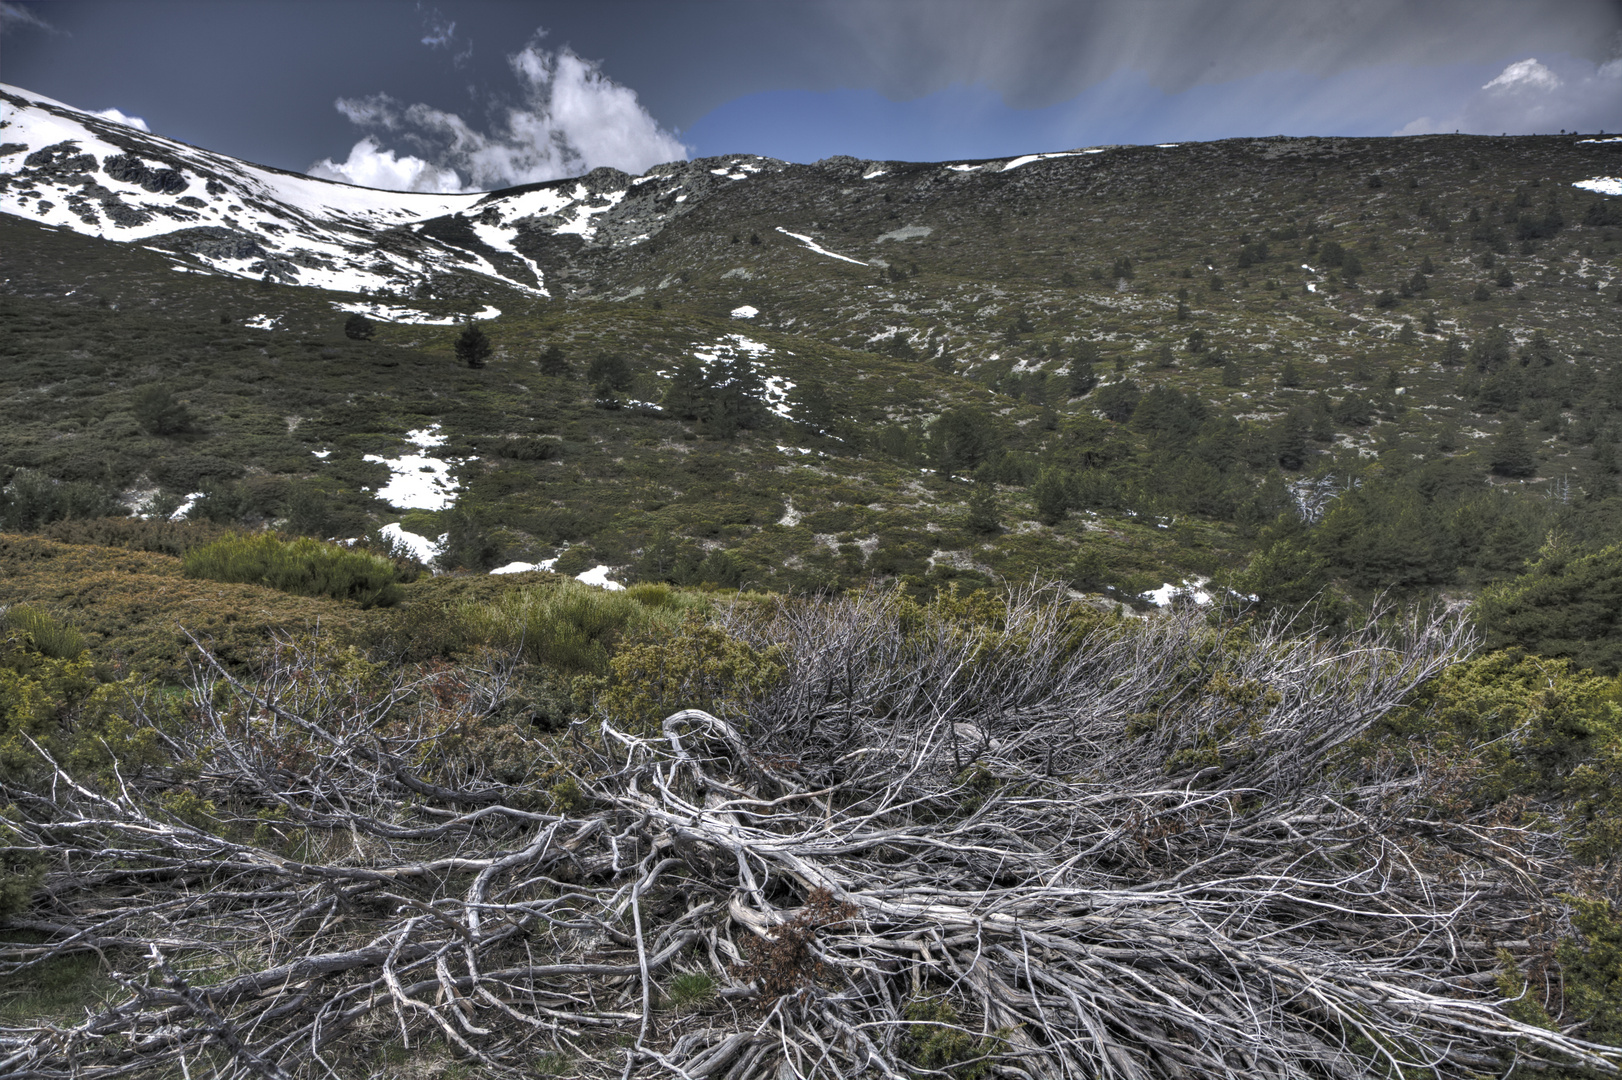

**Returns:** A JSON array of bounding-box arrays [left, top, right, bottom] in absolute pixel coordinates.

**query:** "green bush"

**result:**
[[39, 516, 232, 556], [1, 621, 160, 788], [597, 614, 783, 731], [133, 385, 195, 436], [898, 998, 1001, 1079], [1, 470, 120, 531], [182, 533, 405, 607], [1369, 650, 1622, 860], [1478, 543, 1622, 675], [458, 580, 703, 676]]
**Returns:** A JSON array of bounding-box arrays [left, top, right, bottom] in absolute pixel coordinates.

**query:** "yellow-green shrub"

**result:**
[[183, 533, 404, 607], [597, 615, 785, 731], [459, 581, 705, 675], [0, 615, 161, 787]]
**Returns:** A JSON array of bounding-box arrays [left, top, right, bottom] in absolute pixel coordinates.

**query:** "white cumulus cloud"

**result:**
[[307, 37, 689, 193], [93, 107, 150, 132], [309, 136, 465, 193], [1397, 53, 1622, 135], [1482, 57, 1562, 92]]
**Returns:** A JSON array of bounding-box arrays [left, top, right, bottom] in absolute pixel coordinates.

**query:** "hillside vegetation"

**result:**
[[2, 126, 1622, 1077]]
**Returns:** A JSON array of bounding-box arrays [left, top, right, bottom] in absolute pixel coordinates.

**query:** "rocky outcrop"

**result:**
[[23, 142, 98, 176], [161, 226, 265, 260], [102, 154, 188, 195]]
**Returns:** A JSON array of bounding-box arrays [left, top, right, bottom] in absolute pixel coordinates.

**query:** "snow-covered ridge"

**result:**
[[0, 83, 784, 303]]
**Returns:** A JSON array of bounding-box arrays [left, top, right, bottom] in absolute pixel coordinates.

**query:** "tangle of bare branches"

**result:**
[[1, 588, 1615, 1078]]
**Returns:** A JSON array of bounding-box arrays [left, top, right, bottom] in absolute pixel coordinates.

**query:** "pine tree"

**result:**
[[587, 354, 633, 392], [789, 379, 835, 436], [1490, 420, 1537, 477], [930, 407, 996, 479], [966, 483, 1002, 535], [662, 359, 709, 421], [134, 385, 194, 436], [710, 356, 768, 437], [538, 344, 570, 377], [1032, 468, 1071, 525], [1067, 362, 1098, 398], [344, 313, 376, 341], [455, 323, 492, 369]]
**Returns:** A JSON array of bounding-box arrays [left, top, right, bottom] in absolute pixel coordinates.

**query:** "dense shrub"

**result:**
[[596, 613, 785, 731], [133, 385, 195, 436], [343, 312, 376, 341], [1477, 543, 1622, 675], [182, 533, 405, 607], [1, 470, 120, 531], [38, 517, 232, 556], [458, 580, 704, 676], [0, 610, 159, 789], [455, 323, 492, 369]]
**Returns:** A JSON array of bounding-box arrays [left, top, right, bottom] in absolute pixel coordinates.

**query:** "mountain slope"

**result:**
[[4, 83, 1622, 608]]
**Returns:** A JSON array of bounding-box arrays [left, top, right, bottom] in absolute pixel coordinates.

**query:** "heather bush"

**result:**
[[182, 533, 404, 607]]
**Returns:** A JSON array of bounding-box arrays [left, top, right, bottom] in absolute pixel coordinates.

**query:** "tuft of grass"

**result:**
[[0, 604, 86, 659], [664, 971, 717, 1009], [183, 533, 404, 607]]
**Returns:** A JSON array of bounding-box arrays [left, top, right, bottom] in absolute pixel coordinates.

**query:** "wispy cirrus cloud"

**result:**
[[0, 1, 58, 34], [309, 34, 689, 193], [417, 4, 471, 67]]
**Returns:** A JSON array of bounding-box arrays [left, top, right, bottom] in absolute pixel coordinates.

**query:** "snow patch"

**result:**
[[730, 304, 758, 319], [1574, 177, 1622, 196], [1142, 578, 1213, 608], [169, 492, 204, 521], [332, 300, 498, 325], [774, 227, 867, 266], [1000, 151, 1085, 171], [575, 565, 625, 591], [876, 224, 932, 242], [244, 314, 279, 329], [379, 522, 443, 564], [362, 425, 468, 511], [491, 557, 558, 575]]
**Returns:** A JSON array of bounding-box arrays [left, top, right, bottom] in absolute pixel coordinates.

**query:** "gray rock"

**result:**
[[161, 227, 265, 261], [103, 154, 189, 195]]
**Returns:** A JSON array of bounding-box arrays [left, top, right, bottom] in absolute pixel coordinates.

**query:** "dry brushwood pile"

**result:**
[[3, 587, 1620, 1079]]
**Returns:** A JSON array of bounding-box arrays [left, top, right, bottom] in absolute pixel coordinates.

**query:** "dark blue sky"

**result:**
[[3, 1, 1619, 191]]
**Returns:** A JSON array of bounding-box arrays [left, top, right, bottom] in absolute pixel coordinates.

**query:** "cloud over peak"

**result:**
[[308, 37, 688, 193], [93, 107, 150, 132]]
